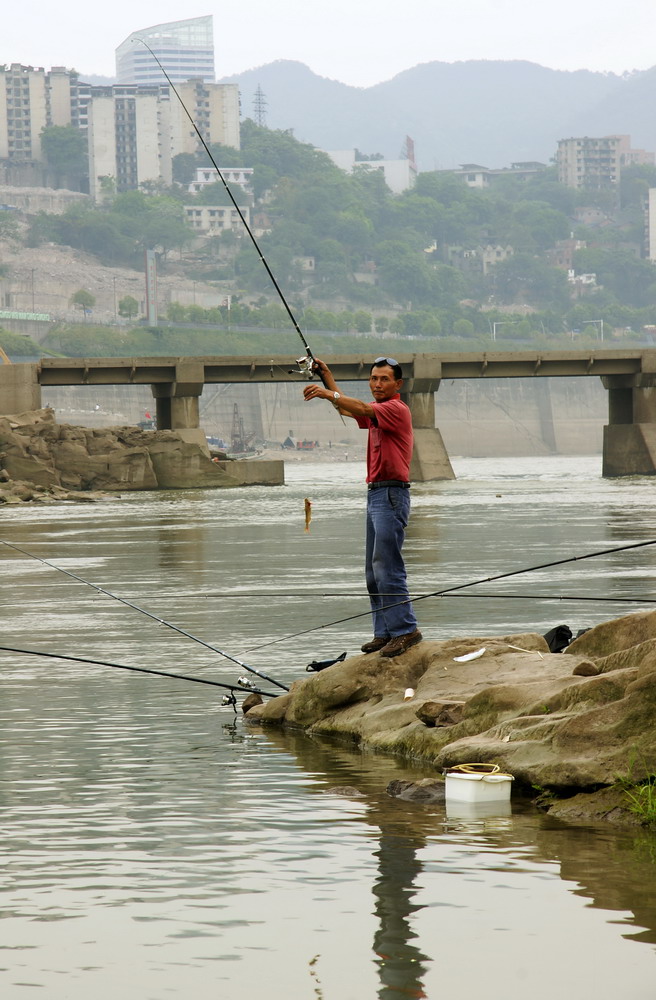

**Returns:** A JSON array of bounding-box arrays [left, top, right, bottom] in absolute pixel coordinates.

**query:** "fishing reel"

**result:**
[[289, 354, 318, 379], [237, 675, 257, 690], [221, 692, 238, 713]]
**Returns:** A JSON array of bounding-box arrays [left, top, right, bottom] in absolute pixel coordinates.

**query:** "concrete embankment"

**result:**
[[246, 608, 656, 827]]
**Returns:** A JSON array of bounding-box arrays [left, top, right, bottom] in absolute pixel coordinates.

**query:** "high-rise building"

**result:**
[[115, 15, 215, 86], [0, 63, 92, 174], [0, 64, 48, 163], [88, 85, 172, 198], [556, 134, 655, 190], [87, 81, 240, 199], [170, 80, 240, 154]]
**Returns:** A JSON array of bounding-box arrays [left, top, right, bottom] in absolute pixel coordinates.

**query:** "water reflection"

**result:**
[[262, 728, 434, 997], [373, 834, 429, 998], [262, 727, 656, 998]]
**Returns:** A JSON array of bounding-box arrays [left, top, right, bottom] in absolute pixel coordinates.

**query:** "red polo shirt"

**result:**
[[355, 394, 413, 483]]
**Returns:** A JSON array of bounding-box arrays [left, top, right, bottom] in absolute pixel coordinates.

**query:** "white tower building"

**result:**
[[116, 15, 215, 86]]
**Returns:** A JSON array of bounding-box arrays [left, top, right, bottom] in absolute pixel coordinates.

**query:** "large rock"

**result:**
[[0, 408, 283, 497], [140, 436, 231, 489], [0, 410, 60, 486], [245, 620, 656, 823], [565, 607, 656, 658]]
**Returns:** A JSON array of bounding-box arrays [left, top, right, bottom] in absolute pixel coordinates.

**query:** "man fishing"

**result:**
[[303, 357, 422, 657]]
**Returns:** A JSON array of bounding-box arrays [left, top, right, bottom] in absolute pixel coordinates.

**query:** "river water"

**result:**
[[2, 455, 656, 999]]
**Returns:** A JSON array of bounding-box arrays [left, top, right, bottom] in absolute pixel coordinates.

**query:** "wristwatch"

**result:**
[[332, 391, 341, 401]]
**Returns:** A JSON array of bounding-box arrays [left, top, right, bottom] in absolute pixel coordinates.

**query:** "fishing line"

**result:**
[[133, 37, 323, 385], [235, 536, 656, 653], [36, 589, 654, 603], [0, 645, 278, 698], [0, 539, 289, 692], [8, 589, 656, 611]]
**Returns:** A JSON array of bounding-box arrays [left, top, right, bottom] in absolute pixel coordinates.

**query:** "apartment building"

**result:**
[[0, 55, 239, 197], [0, 64, 48, 163], [170, 81, 240, 155], [116, 16, 215, 86], [0, 63, 92, 177], [87, 82, 240, 199], [88, 85, 172, 198], [556, 134, 655, 190], [184, 204, 250, 234]]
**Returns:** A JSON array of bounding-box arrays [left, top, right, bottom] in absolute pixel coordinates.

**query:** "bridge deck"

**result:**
[[36, 349, 656, 386]]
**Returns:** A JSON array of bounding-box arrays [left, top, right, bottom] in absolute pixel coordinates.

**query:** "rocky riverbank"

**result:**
[[246, 608, 656, 826], [0, 408, 284, 501]]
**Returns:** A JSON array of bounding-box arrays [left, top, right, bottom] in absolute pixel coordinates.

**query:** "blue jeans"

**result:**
[[365, 486, 418, 638]]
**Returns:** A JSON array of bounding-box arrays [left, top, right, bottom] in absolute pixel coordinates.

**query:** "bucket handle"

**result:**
[[445, 762, 501, 775]]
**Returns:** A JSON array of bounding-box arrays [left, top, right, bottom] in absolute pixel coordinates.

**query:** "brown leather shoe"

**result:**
[[361, 636, 389, 654], [380, 630, 423, 658]]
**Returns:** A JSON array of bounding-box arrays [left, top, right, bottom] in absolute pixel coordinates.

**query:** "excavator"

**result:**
[[0, 346, 11, 364]]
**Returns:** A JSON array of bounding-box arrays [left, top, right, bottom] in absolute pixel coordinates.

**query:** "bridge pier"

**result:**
[[0, 363, 41, 414], [602, 374, 656, 476], [150, 362, 209, 453], [401, 384, 455, 482]]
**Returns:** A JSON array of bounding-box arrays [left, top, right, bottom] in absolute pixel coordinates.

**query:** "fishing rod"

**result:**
[[0, 645, 278, 703], [236, 536, 656, 653], [430, 591, 656, 606], [133, 37, 323, 385], [0, 539, 289, 692]]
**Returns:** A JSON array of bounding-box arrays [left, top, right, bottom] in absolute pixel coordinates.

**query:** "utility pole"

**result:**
[[144, 249, 158, 325]]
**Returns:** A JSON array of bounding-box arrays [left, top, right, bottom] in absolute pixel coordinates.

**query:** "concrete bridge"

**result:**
[[2, 349, 656, 479]]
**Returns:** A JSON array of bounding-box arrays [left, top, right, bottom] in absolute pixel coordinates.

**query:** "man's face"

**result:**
[[369, 364, 402, 402]]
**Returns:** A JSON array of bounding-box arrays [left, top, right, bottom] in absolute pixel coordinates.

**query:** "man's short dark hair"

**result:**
[[371, 356, 403, 380]]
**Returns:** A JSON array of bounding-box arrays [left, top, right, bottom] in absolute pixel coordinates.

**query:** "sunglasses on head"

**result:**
[[373, 356, 399, 367]]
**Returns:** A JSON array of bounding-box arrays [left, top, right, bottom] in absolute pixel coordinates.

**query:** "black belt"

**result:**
[[367, 481, 410, 490]]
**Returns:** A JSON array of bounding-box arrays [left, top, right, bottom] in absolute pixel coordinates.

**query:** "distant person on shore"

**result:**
[[303, 357, 421, 658]]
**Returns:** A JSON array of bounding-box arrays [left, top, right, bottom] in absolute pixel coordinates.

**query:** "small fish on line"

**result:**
[[304, 497, 312, 532]]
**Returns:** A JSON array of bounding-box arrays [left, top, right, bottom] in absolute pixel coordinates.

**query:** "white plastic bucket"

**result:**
[[445, 770, 514, 803]]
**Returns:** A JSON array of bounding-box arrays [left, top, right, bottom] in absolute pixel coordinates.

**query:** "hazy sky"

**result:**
[[6, 0, 656, 87]]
